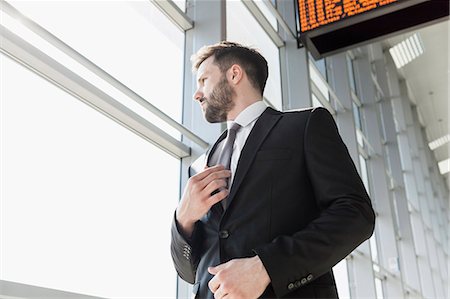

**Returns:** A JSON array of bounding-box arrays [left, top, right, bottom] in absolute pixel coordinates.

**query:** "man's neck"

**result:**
[[227, 97, 262, 121]]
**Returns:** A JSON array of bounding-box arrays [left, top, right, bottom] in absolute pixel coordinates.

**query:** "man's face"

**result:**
[[194, 56, 235, 123]]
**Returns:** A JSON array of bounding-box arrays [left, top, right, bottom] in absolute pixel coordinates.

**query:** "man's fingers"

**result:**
[[192, 165, 225, 181], [208, 275, 220, 293], [204, 179, 227, 195], [208, 189, 229, 205], [208, 266, 218, 275], [195, 169, 231, 192], [213, 287, 227, 299]]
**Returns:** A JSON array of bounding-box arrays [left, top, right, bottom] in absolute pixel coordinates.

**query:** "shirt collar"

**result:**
[[227, 100, 267, 129]]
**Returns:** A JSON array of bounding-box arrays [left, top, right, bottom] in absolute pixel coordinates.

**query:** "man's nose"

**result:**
[[193, 88, 203, 101]]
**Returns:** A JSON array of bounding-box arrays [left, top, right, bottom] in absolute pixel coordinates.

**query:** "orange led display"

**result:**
[[298, 0, 398, 32]]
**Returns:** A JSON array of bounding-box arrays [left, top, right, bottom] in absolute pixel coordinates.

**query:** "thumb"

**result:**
[[208, 263, 226, 275]]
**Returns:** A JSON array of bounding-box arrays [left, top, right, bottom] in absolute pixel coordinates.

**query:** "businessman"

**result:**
[[171, 41, 375, 299]]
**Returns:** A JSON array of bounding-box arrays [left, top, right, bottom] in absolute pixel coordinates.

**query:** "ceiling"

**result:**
[[381, 18, 449, 188]]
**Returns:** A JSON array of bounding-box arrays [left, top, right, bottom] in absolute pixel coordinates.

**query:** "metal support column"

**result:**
[[178, 0, 227, 298]]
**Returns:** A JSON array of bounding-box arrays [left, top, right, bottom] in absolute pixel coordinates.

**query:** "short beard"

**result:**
[[203, 75, 235, 123]]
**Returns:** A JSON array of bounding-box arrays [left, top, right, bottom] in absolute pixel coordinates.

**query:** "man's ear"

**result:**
[[228, 64, 243, 84]]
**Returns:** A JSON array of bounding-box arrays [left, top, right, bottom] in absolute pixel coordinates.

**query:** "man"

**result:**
[[171, 41, 375, 299]]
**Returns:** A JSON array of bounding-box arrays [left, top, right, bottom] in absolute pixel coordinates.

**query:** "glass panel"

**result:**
[[227, 0, 283, 110], [174, 0, 187, 12], [309, 63, 330, 102], [373, 263, 380, 273], [356, 130, 365, 149], [1, 54, 179, 298], [7, 0, 184, 139], [391, 192, 401, 234], [333, 259, 350, 298], [346, 54, 357, 94], [352, 101, 362, 131], [377, 103, 388, 143], [369, 234, 379, 263], [359, 154, 370, 194], [254, 0, 278, 29], [310, 53, 327, 79], [375, 277, 384, 299], [312, 93, 323, 108]]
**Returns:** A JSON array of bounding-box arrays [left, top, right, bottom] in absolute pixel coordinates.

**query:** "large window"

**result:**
[[227, 0, 282, 110], [1, 1, 184, 297], [6, 0, 184, 138]]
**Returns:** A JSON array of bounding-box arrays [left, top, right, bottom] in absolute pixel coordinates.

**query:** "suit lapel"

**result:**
[[225, 108, 282, 210]]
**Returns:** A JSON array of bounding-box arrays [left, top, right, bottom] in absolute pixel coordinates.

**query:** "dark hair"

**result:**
[[191, 41, 269, 95]]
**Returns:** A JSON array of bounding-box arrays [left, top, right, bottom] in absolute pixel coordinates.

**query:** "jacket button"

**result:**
[[287, 283, 295, 290], [219, 230, 229, 239], [301, 278, 307, 284], [307, 274, 313, 281]]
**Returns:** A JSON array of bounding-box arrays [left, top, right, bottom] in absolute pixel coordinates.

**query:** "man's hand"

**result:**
[[208, 256, 271, 299], [176, 165, 231, 237]]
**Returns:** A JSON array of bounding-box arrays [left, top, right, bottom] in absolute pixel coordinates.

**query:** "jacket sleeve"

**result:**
[[170, 212, 203, 284], [253, 107, 376, 297]]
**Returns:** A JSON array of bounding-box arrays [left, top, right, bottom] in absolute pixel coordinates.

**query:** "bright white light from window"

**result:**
[[2, 1, 184, 140], [1, 1, 183, 298], [389, 33, 424, 69], [375, 277, 384, 299], [438, 158, 449, 175], [428, 134, 450, 150], [333, 259, 350, 298], [309, 63, 330, 103]]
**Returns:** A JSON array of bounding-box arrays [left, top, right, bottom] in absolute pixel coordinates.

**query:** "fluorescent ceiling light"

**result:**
[[428, 134, 450, 150], [438, 158, 449, 175], [389, 33, 425, 69]]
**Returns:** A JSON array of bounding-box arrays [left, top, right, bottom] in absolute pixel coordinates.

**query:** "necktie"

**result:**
[[216, 122, 241, 209]]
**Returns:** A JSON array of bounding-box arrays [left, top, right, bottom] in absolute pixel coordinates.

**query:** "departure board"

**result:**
[[296, 0, 449, 59], [298, 0, 398, 33]]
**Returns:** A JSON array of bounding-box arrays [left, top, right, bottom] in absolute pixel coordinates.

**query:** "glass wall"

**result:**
[[1, 1, 184, 298], [4, 0, 184, 138]]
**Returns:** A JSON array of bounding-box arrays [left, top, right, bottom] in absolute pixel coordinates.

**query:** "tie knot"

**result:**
[[229, 122, 241, 132]]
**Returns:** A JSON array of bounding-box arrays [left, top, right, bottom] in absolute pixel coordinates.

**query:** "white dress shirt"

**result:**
[[210, 100, 267, 187]]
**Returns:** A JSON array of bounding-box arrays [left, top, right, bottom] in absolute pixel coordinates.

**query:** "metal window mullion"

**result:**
[[310, 81, 335, 115], [351, 90, 362, 107], [1, 0, 208, 150], [371, 71, 385, 98], [241, 0, 284, 47], [149, 0, 194, 31], [358, 144, 369, 160], [1, 25, 190, 158], [309, 60, 346, 112], [357, 128, 378, 157], [260, 0, 296, 39]]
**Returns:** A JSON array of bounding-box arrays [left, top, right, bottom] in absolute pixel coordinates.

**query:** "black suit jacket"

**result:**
[[171, 107, 375, 298]]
